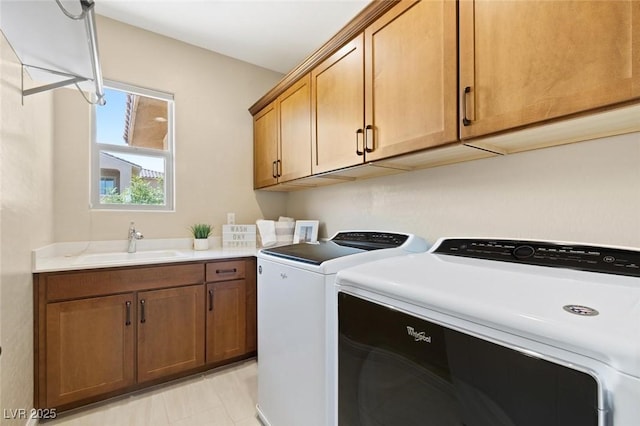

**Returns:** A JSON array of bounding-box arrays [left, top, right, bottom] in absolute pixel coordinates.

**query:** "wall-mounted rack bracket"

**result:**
[[21, 64, 89, 105], [23, 76, 88, 97]]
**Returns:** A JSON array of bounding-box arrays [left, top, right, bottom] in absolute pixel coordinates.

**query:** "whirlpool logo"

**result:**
[[406, 326, 431, 343]]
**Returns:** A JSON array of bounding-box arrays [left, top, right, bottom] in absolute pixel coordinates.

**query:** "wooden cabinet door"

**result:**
[[137, 285, 205, 382], [364, 0, 458, 161], [254, 102, 279, 188], [312, 35, 365, 173], [245, 257, 257, 353], [206, 280, 247, 363], [278, 74, 312, 182], [45, 294, 135, 407], [460, 0, 640, 139]]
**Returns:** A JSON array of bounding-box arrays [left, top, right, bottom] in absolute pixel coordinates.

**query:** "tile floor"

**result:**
[[44, 359, 260, 426]]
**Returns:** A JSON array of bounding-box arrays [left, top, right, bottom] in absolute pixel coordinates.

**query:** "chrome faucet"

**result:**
[[127, 221, 144, 253]]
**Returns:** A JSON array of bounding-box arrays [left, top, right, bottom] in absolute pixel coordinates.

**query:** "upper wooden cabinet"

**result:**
[[312, 0, 458, 173], [254, 75, 312, 189], [251, 0, 640, 189], [279, 75, 313, 181], [364, 0, 458, 161], [253, 102, 279, 188], [312, 36, 365, 173], [459, 0, 640, 139]]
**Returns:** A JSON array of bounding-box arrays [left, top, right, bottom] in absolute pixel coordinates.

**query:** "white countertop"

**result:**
[[33, 237, 257, 273]]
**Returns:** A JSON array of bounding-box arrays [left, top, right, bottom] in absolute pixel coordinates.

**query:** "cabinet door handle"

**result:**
[[364, 124, 374, 153], [272, 161, 277, 178], [216, 268, 237, 274], [125, 301, 131, 326], [276, 159, 282, 177], [140, 299, 146, 324], [355, 128, 364, 156], [208, 289, 214, 311], [462, 86, 472, 126]]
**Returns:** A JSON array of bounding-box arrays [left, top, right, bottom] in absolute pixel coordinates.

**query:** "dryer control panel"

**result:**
[[434, 239, 640, 277]]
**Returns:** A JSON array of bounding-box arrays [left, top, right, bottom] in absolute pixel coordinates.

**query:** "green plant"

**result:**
[[101, 176, 165, 205], [190, 223, 212, 239]]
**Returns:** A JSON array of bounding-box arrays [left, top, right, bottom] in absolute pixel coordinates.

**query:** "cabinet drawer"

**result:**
[[206, 260, 245, 282]]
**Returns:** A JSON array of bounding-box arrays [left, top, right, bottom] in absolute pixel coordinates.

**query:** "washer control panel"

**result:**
[[332, 232, 409, 250], [434, 239, 640, 277]]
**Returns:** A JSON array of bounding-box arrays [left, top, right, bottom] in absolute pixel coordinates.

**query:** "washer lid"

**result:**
[[261, 241, 364, 265], [260, 231, 415, 265]]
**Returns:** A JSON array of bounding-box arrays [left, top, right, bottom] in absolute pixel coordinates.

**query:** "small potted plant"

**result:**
[[190, 223, 212, 250]]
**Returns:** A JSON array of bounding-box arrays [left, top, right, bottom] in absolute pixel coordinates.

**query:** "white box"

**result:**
[[275, 221, 295, 245]]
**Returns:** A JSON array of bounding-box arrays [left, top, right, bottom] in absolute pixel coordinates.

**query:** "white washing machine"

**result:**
[[335, 238, 640, 426], [256, 231, 429, 426]]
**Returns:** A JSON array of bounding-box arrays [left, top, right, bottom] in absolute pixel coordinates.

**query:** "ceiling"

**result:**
[[95, 0, 370, 74]]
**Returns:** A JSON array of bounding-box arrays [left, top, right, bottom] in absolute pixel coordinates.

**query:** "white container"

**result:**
[[193, 238, 209, 251]]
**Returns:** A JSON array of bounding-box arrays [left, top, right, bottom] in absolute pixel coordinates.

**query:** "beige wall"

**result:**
[[53, 16, 286, 242], [286, 132, 640, 248], [0, 35, 55, 424]]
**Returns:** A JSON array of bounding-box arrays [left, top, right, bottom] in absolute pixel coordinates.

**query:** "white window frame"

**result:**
[[91, 80, 175, 211]]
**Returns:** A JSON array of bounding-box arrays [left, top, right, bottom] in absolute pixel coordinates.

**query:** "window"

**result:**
[[91, 81, 174, 210], [100, 173, 119, 195]]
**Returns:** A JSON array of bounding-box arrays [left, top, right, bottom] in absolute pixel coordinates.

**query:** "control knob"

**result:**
[[513, 245, 535, 259]]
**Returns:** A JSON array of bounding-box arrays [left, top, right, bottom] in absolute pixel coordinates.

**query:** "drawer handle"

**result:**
[[208, 289, 214, 311], [125, 301, 131, 326], [462, 86, 472, 126], [216, 268, 237, 274], [140, 299, 146, 324], [355, 128, 364, 156], [364, 124, 374, 153]]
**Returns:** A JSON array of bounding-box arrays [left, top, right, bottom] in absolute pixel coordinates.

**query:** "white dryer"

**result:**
[[335, 238, 640, 426]]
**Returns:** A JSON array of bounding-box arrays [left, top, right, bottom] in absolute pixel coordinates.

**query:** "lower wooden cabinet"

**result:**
[[138, 285, 205, 382], [245, 257, 257, 353], [205, 258, 257, 363], [45, 293, 135, 407], [34, 258, 257, 411], [206, 280, 246, 363]]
